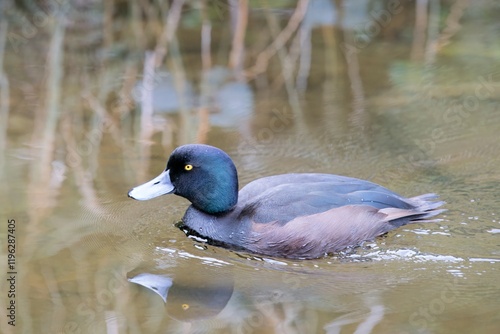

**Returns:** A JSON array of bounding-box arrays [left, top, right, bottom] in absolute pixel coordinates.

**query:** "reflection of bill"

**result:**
[[128, 258, 234, 322]]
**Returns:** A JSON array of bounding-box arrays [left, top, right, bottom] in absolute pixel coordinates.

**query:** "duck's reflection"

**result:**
[[128, 256, 234, 322], [127, 249, 387, 333]]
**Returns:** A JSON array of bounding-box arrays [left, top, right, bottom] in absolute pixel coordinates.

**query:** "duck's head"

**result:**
[[128, 144, 238, 214]]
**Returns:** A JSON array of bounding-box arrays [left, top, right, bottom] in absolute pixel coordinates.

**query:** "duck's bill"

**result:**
[[128, 170, 175, 200]]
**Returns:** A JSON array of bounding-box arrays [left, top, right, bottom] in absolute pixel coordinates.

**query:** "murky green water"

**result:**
[[1, 1, 500, 333]]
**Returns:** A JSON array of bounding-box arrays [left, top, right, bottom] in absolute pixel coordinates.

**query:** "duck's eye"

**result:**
[[184, 164, 193, 171]]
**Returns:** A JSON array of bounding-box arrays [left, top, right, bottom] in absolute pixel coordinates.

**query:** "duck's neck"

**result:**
[[189, 166, 238, 214], [192, 186, 238, 214]]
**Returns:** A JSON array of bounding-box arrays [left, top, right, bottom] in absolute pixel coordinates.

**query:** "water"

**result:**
[[1, 1, 500, 333]]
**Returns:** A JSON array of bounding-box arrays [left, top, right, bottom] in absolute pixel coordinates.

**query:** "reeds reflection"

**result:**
[[5, 0, 466, 220]]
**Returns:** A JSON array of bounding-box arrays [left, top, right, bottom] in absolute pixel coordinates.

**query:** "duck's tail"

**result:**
[[406, 193, 447, 223], [380, 193, 446, 229]]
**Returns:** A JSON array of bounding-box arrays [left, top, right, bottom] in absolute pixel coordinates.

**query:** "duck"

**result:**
[[128, 144, 445, 259]]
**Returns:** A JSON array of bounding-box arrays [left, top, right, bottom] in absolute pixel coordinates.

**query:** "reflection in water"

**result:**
[[129, 273, 173, 303], [126, 249, 391, 333], [129, 257, 234, 322], [132, 71, 195, 114], [2, 0, 500, 333], [324, 297, 384, 334], [0, 17, 9, 160]]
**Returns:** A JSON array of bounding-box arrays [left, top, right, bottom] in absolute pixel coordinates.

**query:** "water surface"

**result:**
[[1, 1, 500, 333]]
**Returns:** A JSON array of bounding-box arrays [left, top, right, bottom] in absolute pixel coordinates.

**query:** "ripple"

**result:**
[[468, 258, 500, 263], [405, 228, 451, 236], [355, 249, 465, 263], [446, 269, 465, 278], [156, 246, 232, 267], [486, 229, 500, 234]]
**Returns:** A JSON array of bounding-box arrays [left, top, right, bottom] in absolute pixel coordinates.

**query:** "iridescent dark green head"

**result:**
[[128, 144, 238, 214]]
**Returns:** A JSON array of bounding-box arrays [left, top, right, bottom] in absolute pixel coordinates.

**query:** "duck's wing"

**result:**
[[237, 173, 427, 225]]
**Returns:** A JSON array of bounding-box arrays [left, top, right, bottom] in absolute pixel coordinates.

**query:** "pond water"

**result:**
[[1, 1, 500, 333]]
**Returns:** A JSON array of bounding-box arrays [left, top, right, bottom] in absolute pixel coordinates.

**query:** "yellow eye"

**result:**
[[182, 303, 190, 310], [184, 164, 193, 171]]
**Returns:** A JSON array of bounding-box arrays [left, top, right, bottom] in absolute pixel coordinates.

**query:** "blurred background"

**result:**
[[1, 0, 500, 333]]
